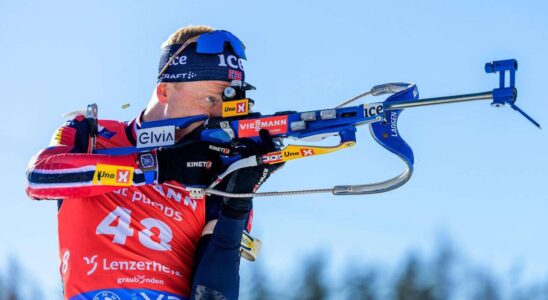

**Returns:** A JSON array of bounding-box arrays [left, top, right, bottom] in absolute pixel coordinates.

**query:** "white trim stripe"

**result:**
[[27, 181, 94, 189], [32, 165, 96, 174]]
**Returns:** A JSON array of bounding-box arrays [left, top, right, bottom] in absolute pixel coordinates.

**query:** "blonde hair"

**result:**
[[161, 25, 214, 48]]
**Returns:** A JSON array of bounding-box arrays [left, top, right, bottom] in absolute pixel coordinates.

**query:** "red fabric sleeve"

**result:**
[[26, 116, 143, 200]]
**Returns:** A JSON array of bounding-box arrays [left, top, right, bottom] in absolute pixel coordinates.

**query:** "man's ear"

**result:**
[[156, 83, 168, 104]]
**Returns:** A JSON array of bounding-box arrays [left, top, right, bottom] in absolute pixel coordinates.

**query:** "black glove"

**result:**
[[157, 139, 226, 187], [221, 130, 284, 219]]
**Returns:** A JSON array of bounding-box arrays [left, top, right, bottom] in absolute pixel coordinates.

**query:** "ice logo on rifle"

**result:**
[[92, 291, 121, 300], [363, 103, 384, 118]]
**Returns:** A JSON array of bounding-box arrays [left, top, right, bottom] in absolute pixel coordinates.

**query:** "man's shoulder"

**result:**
[[96, 118, 136, 148], [60, 115, 134, 140], [51, 115, 137, 150], [59, 115, 130, 130], [97, 118, 133, 134]]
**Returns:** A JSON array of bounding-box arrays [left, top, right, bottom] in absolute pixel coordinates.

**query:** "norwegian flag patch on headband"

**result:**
[[228, 70, 243, 81]]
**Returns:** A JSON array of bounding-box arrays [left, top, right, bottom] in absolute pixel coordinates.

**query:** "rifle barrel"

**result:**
[[385, 91, 493, 110]]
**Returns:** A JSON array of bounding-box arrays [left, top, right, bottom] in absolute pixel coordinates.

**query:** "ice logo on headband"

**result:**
[[158, 30, 247, 83], [167, 54, 244, 70], [158, 44, 245, 83], [169, 55, 188, 66], [217, 54, 244, 70]]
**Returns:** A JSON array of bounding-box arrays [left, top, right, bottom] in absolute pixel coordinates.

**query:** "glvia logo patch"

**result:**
[[136, 125, 175, 148], [93, 164, 134, 186]]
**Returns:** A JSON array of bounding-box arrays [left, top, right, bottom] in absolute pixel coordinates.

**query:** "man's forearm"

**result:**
[[191, 213, 247, 300]]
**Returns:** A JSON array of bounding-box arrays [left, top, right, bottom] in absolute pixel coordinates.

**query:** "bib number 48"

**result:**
[[96, 206, 173, 251]]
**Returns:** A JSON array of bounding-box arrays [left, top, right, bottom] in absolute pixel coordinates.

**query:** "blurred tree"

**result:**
[[0, 256, 45, 300], [343, 264, 378, 300], [5, 234, 547, 300], [245, 261, 275, 300], [430, 236, 456, 300], [529, 281, 548, 300], [0, 271, 5, 300], [292, 253, 329, 300], [393, 253, 435, 300], [6, 257, 21, 300], [28, 285, 44, 300], [468, 269, 500, 300], [507, 276, 548, 300]]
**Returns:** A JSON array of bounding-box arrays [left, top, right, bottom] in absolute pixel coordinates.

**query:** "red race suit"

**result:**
[[26, 115, 241, 300]]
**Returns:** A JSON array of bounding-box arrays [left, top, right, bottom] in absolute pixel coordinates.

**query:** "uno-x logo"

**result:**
[[84, 255, 99, 276], [116, 170, 129, 183], [237, 102, 246, 113], [300, 148, 315, 156], [222, 99, 249, 117], [96, 171, 114, 181], [93, 164, 134, 187]]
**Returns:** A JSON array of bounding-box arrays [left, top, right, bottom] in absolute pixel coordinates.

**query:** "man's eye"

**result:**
[[205, 96, 219, 105]]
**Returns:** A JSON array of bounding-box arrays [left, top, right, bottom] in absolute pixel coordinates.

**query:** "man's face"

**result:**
[[164, 80, 231, 118]]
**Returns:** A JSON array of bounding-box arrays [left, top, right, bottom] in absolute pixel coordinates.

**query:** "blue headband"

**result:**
[[158, 43, 245, 83]]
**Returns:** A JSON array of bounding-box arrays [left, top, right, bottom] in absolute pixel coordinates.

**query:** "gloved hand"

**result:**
[[157, 140, 226, 186], [221, 130, 284, 219]]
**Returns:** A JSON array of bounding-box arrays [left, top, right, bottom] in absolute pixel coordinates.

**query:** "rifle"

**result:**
[[89, 59, 540, 199]]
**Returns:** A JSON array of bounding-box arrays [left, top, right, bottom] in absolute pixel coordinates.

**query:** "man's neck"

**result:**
[[142, 98, 203, 141], [141, 101, 165, 123]]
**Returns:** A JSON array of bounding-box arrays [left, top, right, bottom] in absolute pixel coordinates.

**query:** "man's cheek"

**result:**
[[212, 103, 223, 117]]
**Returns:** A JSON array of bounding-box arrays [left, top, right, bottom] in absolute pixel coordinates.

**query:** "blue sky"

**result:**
[[1, 0, 547, 297]]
